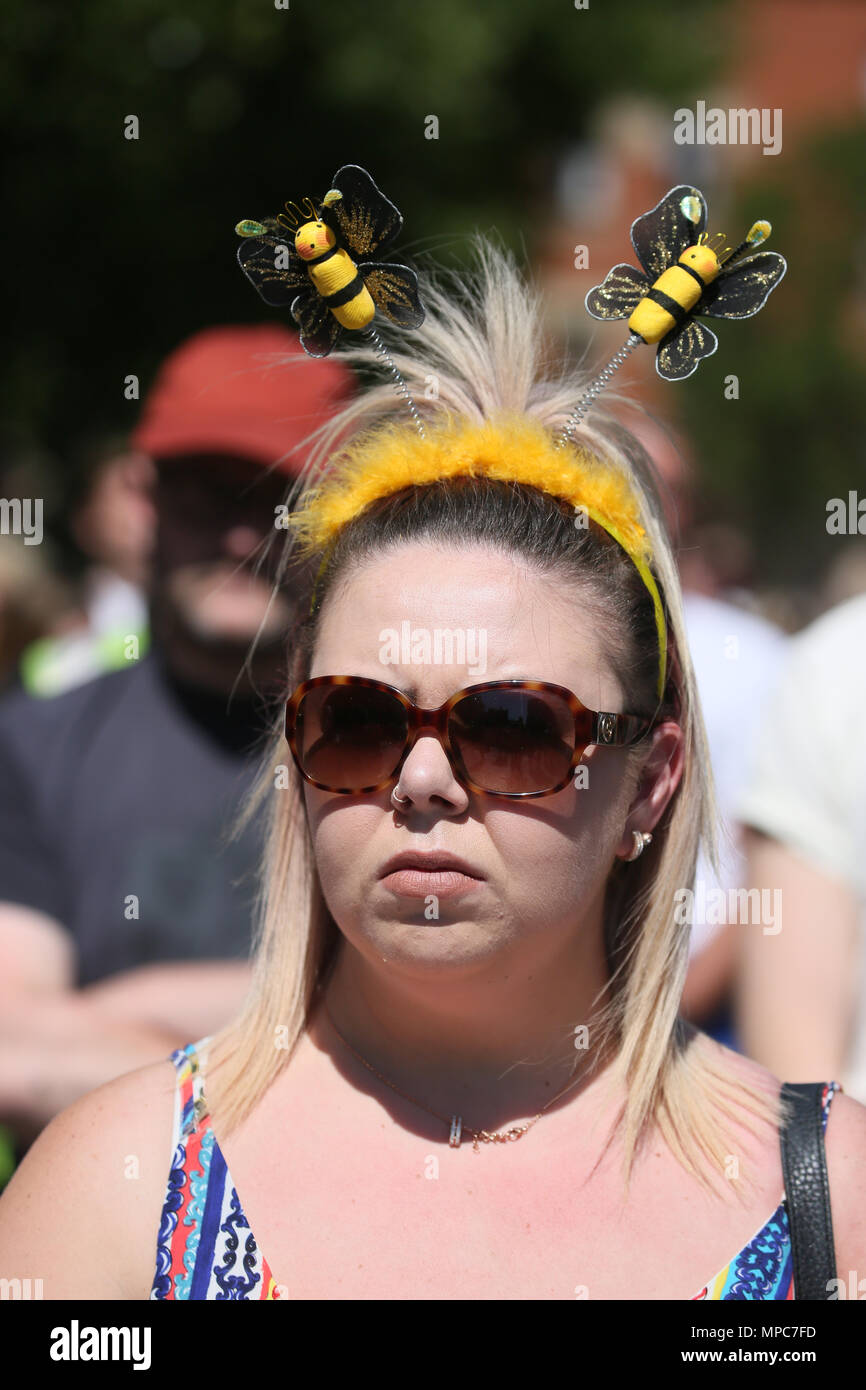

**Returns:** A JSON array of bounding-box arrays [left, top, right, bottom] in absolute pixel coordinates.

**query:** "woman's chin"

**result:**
[[352, 917, 510, 974]]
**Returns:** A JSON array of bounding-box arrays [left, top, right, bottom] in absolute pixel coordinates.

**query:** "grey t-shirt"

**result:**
[[0, 650, 272, 986]]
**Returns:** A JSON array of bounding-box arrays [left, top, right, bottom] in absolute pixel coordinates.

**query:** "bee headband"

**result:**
[[559, 183, 786, 440], [236, 163, 426, 430], [234, 170, 786, 706], [285, 413, 668, 702]]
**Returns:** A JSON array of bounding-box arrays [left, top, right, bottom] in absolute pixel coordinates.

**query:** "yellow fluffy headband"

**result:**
[[284, 413, 668, 701]]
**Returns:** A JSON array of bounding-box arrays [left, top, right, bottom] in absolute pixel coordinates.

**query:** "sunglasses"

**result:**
[[284, 676, 653, 799]]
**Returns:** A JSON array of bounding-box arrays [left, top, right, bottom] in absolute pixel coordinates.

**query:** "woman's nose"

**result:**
[[396, 732, 468, 807]]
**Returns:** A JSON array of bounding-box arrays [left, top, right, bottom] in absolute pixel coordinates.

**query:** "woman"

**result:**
[[1, 239, 863, 1300]]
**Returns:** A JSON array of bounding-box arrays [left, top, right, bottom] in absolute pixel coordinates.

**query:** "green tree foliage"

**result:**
[[2, 0, 723, 464]]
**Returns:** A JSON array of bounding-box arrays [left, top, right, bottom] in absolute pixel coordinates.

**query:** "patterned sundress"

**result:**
[[150, 1036, 840, 1301]]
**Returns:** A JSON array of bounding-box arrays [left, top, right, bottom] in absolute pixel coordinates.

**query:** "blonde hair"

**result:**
[[205, 235, 784, 1197]]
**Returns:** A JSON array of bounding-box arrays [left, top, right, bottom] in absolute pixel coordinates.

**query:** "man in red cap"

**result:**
[[0, 325, 352, 1157], [135, 323, 351, 701]]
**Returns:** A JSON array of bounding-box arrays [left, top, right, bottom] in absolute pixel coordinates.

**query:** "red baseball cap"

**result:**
[[131, 324, 354, 477]]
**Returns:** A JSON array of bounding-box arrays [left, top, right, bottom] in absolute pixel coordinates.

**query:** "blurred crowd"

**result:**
[[0, 322, 863, 1189]]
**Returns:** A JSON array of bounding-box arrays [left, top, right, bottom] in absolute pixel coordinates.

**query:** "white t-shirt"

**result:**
[[736, 592, 866, 1101], [682, 592, 789, 955]]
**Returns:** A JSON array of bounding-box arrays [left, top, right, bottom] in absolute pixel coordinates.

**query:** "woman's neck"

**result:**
[[314, 916, 617, 1136]]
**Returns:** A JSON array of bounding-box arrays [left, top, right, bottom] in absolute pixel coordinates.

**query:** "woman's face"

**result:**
[[303, 541, 669, 981]]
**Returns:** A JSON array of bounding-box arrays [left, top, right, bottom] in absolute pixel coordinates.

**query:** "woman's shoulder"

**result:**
[[818, 1085, 866, 1283], [41, 1048, 182, 1162], [695, 1030, 866, 1278], [0, 1048, 185, 1299], [693, 1029, 852, 1133]]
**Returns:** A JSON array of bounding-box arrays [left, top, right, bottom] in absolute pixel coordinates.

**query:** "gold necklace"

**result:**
[[322, 1002, 583, 1152]]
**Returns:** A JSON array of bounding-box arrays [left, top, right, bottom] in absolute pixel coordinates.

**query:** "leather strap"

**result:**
[[779, 1081, 837, 1300]]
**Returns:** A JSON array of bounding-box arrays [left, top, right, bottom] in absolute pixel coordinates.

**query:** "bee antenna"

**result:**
[[280, 200, 303, 229], [721, 219, 772, 266], [719, 238, 749, 266], [704, 230, 728, 257]]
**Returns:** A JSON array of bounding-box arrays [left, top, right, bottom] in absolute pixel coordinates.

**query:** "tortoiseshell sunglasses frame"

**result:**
[[284, 675, 653, 800]]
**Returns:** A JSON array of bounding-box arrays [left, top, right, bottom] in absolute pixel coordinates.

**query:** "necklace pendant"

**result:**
[[449, 1114, 462, 1148]]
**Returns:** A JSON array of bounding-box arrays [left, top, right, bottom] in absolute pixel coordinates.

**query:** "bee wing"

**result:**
[[237, 234, 309, 306], [361, 262, 425, 328], [585, 263, 650, 321], [291, 290, 343, 357], [655, 319, 718, 382], [324, 165, 403, 258], [631, 185, 708, 280], [700, 251, 787, 319]]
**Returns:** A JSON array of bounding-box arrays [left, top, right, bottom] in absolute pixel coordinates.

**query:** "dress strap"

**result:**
[[151, 1037, 217, 1301], [167, 1037, 213, 1141]]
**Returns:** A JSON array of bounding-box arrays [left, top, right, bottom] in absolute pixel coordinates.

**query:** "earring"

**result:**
[[624, 830, 652, 861]]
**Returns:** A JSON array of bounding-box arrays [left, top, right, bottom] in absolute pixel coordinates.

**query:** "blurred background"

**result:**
[[0, 0, 864, 1186], [2, 0, 864, 647]]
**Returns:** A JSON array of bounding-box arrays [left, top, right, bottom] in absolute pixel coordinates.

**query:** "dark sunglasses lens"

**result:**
[[450, 688, 575, 793], [295, 685, 407, 788]]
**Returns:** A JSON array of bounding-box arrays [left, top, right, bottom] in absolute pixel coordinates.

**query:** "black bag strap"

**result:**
[[779, 1081, 837, 1300]]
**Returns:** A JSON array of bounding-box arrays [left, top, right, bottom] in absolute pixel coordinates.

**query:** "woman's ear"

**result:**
[[615, 720, 685, 860]]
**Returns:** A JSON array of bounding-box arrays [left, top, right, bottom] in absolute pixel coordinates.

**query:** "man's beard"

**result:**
[[163, 561, 289, 632], [149, 564, 294, 669]]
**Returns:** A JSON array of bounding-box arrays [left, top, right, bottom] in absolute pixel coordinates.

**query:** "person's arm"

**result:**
[[734, 828, 859, 1081], [733, 603, 866, 1088], [0, 906, 249, 1137], [0, 721, 174, 1132], [0, 706, 250, 1137], [0, 905, 183, 1137], [83, 958, 251, 1038]]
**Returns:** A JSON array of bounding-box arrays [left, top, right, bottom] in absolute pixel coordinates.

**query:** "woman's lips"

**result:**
[[380, 868, 483, 898]]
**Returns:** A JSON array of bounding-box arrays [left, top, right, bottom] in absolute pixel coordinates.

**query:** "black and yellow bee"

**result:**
[[235, 164, 424, 357], [585, 184, 787, 381]]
